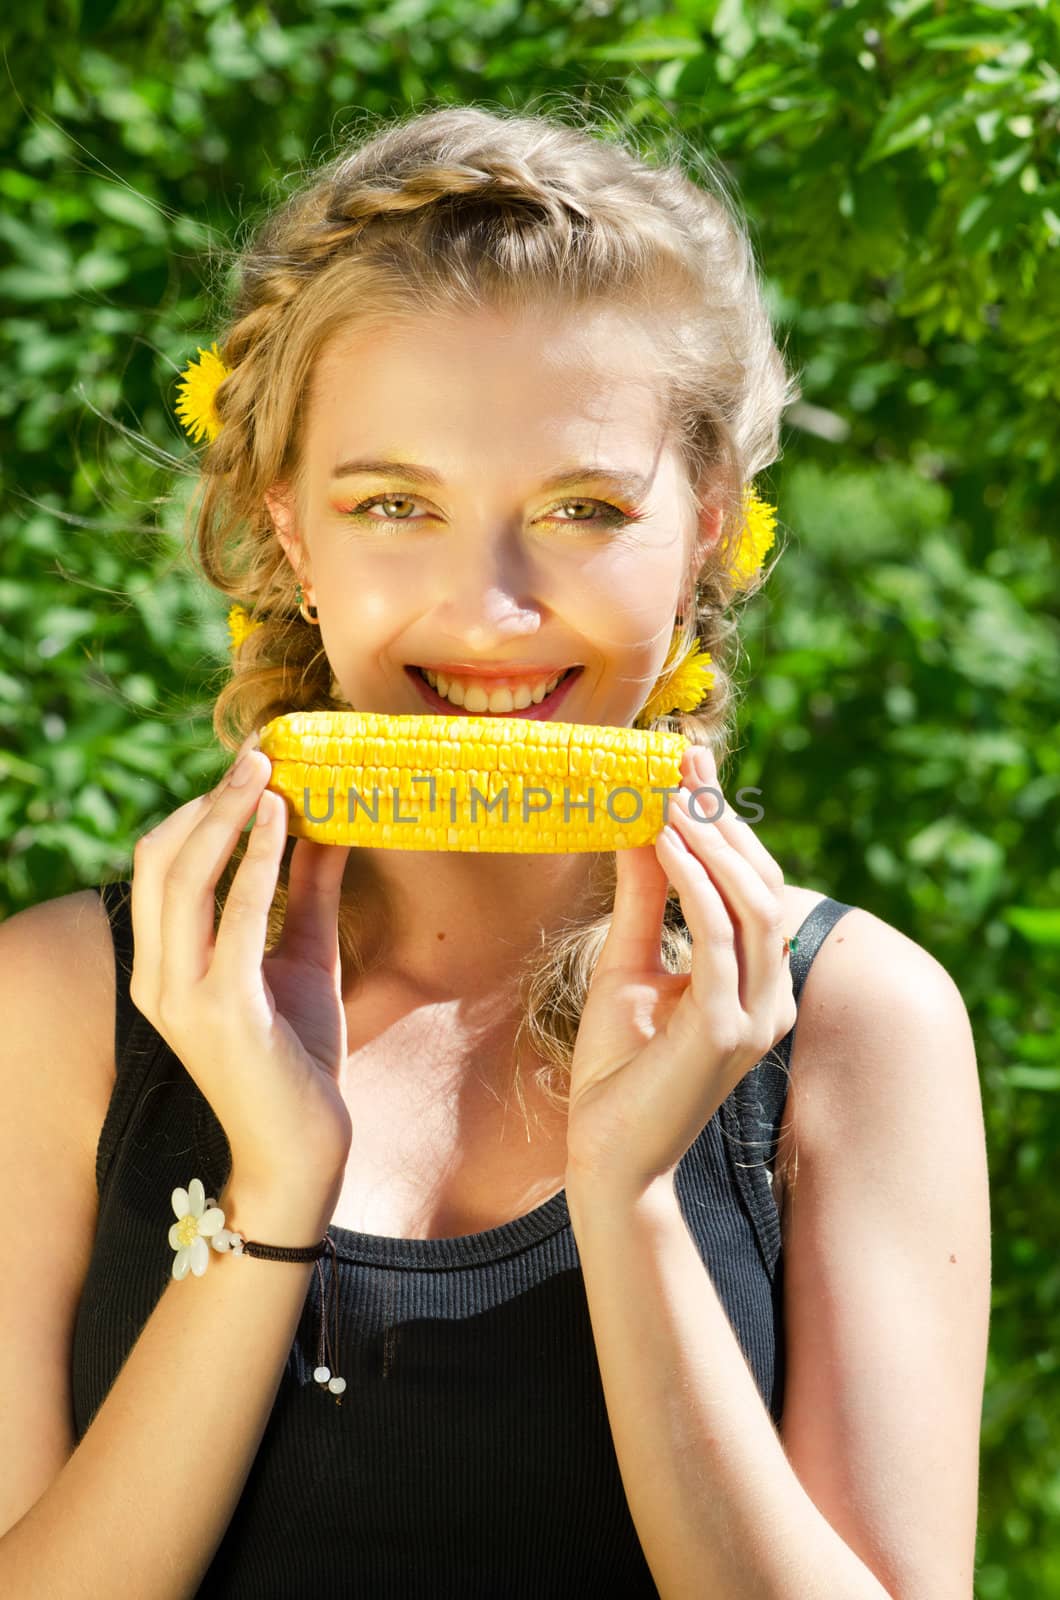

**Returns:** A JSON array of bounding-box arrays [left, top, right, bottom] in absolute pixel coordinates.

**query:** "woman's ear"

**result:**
[[264, 485, 304, 575], [692, 502, 725, 567]]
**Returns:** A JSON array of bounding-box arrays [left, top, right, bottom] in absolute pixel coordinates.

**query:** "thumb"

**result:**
[[274, 835, 352, 970], [595, 841, 670, 980]]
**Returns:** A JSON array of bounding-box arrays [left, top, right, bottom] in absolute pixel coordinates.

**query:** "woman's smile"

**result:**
[[405, 664, 585, 717]]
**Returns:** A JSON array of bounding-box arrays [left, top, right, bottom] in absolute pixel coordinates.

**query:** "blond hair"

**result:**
[[185, 99, 799, 1142]]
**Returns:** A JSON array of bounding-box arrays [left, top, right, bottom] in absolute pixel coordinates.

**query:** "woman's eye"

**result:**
[[549, 499, 630, 526], [338, 494, 636, 530], [346, 494, 422, 524]]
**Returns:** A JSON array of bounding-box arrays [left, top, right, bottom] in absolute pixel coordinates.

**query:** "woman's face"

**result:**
[[268, 303, 718, 728]]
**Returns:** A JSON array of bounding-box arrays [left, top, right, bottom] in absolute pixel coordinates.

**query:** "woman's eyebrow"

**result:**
[[330, 456, 651, 499]]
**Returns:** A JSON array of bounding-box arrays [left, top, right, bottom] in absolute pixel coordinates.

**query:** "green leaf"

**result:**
[[73, 249, 132, 292], [1002, 1066, 1060, 1092], [1004, 908, 1060, 946]]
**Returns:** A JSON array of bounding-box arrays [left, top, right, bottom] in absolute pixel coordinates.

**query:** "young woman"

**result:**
[[0, 106, 990, 1598]]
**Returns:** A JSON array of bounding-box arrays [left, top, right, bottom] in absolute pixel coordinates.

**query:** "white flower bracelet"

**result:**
[[169, 1177, 346, 1398]]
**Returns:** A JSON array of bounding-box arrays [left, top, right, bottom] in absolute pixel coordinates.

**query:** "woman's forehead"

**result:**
[[305, 314, 671, 479], [312, 302, 663, 392]]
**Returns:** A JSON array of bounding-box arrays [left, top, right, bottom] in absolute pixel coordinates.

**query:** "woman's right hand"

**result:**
[[129, 730, 355, 1204]]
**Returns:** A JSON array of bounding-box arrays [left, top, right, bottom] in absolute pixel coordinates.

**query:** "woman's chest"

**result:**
[[328, 877, 815, 1243], [329, 1001, 571, 1241]]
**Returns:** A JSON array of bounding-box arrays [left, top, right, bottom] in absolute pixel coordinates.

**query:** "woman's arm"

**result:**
[[567, 1176, 896, 1600], [1, 1175, 336, 1600], [566, 917, 988, 1600]]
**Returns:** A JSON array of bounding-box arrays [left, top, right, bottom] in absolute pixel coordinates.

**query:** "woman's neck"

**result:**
[[338, 846, 608, 999]]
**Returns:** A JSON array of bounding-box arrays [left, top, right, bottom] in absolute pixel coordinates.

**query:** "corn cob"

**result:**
[[257, 710, 689, 853]]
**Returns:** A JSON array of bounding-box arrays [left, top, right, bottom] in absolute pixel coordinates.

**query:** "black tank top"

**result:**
[[71, 880, 854, 1596]]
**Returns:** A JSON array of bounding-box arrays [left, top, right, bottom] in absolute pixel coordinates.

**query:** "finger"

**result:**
[[131, 728, 262, 1014], [689, 746, 785, 895], [159, 749, 274, 998], [209, 785, 296, 985], [686, 750, 797, 1034], [669, 785, 780, 1014], [594, 842, 670, 979], [655, 818, 742, 1013], [268, 832, 353, 973], [690, 745, 794, 1003], [209, 726, 262, 790]]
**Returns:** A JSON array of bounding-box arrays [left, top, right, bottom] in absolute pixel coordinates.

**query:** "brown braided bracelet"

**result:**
[[168, 1180, 346, 1402]]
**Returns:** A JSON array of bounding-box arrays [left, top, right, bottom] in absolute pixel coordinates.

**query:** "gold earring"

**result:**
[[295, 582, 319, 624]]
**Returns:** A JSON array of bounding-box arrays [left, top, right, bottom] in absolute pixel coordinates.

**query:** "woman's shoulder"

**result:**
[[775, 882, 967, 1189], [781, 880, 955, 1016], [786, 881, 951, 969], [0, 888, 122, 1529], [0, 888, 119, 1163]]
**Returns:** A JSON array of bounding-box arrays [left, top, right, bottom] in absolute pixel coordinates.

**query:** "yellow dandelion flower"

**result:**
[[175, 341, 231, 444], [635, 633, 715, 729], [729, 484, 778, 588], [227, 603, 263, 654]]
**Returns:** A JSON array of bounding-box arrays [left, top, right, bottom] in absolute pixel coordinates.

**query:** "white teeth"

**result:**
[[420, 667, 567, 712]]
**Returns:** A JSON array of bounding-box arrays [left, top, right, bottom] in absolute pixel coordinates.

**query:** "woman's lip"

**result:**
[[405, 664, 583, 719], [414, 663, 581, 679]]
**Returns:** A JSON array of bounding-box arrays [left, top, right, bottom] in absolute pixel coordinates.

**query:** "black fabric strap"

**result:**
[[95, 879, 158, 1201], [98, 878, 134, 990], [735, 895, 858, 1175], [711, 895, 859, 1293]]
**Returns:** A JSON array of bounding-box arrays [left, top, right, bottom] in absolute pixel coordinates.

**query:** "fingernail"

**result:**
[[229, 751, 256, 786]]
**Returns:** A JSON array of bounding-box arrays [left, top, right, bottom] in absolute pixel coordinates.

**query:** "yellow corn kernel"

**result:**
[[257, 710, 689, 853]]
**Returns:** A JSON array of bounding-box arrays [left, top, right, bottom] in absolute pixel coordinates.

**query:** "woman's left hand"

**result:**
[[565, 743, 798, 1195]]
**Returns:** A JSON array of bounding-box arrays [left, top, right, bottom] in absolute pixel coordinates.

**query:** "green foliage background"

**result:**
[[1, 1, 1058, 1591]]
